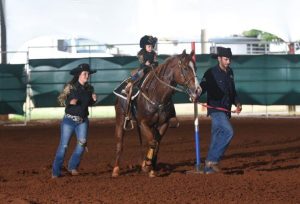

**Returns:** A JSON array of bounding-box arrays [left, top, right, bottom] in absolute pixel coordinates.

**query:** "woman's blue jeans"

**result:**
[[206, 112, 234, 163], [52, 116, 89, 177]]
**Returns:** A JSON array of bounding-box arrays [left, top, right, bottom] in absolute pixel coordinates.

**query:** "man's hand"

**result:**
[[196, 86, 202, 97], [236, 103, 242, 114], [92, 93, 97, 102]]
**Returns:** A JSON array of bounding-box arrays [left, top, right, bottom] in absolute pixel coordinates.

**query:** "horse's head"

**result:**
[[172, 50, 201, 102]]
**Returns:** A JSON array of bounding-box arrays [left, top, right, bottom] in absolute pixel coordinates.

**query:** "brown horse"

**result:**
[[112, 50, 201, 177]]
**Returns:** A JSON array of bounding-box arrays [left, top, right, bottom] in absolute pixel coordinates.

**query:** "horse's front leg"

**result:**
[[140, 120, 169, 177], [139, 120, 158, 177], [151, 122, 169, 173]]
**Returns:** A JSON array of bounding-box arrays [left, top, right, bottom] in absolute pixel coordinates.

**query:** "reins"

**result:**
[[200, 103, 237, 113], [149, 64, 187, 93], [148, 56, 198, 94], [139, 56, 197, 109]]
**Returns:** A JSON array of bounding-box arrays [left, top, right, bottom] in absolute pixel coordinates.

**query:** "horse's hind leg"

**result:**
[[112, 101, 125, 177], [112, 122, 124, 177]]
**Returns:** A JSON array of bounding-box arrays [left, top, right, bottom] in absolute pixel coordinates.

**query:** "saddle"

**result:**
[[113, 78, 141, 131], [113, 70, 151, 131], [113, 77, 140, 101]]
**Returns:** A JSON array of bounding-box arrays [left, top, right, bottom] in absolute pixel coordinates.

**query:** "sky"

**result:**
[[3, 0, 300, 51]]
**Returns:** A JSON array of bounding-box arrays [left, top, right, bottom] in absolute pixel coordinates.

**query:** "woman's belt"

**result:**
[[65, 114, 83, 123]]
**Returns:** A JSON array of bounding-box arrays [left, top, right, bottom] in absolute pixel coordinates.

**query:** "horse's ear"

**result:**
[[189, 50, 196, 62], [182, 49, 187, 55], [190, 50, 195, 56]]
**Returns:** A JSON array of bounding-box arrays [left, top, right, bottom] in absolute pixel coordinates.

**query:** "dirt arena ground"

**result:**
[[0, 117, 299, 203]]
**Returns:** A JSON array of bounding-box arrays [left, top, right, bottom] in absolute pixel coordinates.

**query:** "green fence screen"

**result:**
[[0, 64, 26, 115], [20, 54, 300, 109], [1, 54, 300, 115]]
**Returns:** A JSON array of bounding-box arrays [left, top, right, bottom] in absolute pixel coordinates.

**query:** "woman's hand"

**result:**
[[70, 98, 78, 105]]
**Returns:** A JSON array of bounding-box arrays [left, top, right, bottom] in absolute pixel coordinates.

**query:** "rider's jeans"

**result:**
[[131, 69, 144, 81], [206, 112, 234, 163], [52, 116, 89, 176]]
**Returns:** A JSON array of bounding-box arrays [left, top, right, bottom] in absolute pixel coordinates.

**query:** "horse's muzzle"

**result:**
[[188, 86, 201, 102]]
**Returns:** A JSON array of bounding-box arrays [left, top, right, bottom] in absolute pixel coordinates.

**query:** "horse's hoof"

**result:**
[[149, 170, 156, 178], [141, 161, 151, 173], [112, 166, 120, 177], [142, 165, 151, 173]]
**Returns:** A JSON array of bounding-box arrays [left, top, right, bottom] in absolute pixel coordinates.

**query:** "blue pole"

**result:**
[[194, 102, 201, 171]]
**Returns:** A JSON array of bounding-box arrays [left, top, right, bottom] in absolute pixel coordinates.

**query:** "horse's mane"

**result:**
[[154, 54, 179, 74], [141, 54, 181, 92], [142, 52, 194, 90]]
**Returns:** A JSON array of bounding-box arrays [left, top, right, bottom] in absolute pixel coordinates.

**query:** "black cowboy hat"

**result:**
[[211, 47, 233, 59], [70, 63, 97, 75], [139, 35, 157, 48]]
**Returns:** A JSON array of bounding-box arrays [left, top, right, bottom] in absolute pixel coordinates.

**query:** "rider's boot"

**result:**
[[125, 82, 133, 93], [122, 81, 133, 95]]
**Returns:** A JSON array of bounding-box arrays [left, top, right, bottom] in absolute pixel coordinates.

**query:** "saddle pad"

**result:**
[[113, 78, 139, 100]]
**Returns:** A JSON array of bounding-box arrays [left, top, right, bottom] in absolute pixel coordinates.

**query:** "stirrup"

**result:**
[[123, 116, 134, 130]]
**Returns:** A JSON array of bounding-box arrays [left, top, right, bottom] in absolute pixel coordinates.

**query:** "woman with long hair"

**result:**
[[52, 63, 97, 178]]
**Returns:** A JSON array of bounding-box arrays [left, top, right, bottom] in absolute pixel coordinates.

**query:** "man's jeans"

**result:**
[[52, 116, 89, 177], [206, 112, 234, 163]]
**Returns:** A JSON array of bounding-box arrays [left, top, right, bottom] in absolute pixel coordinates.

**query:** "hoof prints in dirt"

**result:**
[[257, 164, 300, 172], [17, 169, 39, 175], [224, 170, 245, 175], [0, 176, 7, 182], [7, 198, 38, 204]]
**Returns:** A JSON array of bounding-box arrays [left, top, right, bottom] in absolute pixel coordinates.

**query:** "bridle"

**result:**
[[148, 58, 198, 94], [148, 64, 185, 93], [177, 58, 199, 94], [140, 57, 199, 107]]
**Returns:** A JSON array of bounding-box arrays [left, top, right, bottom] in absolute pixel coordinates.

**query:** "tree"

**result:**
[[242, 29, 283, 42]]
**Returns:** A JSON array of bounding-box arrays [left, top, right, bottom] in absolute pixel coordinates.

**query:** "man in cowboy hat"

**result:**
[[199, 47, 242, 174], [52, 63, 97, 178]]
